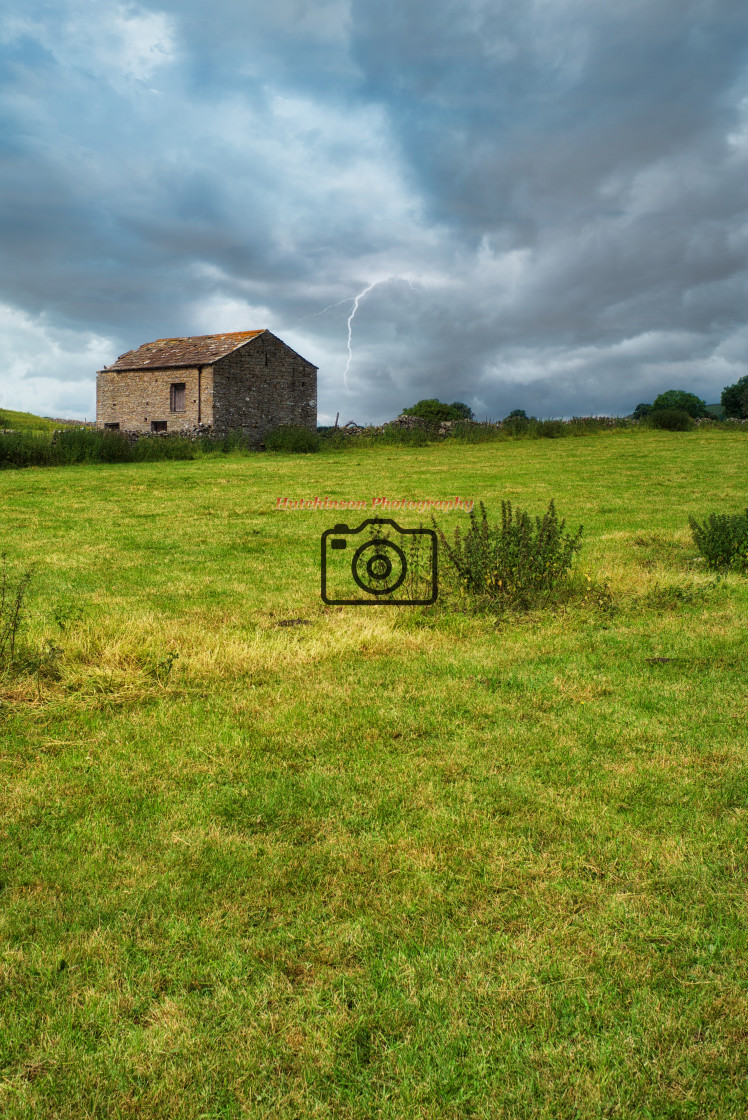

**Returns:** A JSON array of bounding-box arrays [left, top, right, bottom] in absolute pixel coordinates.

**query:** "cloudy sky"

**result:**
[[2, 0, 747, 422]]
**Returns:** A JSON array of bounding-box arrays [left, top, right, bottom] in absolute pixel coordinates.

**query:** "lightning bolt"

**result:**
[[294, 277, 423, 393], [342, 280, 389, 392]]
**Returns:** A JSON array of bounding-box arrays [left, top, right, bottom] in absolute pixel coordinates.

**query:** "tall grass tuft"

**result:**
[[264, 424, 321, 453]]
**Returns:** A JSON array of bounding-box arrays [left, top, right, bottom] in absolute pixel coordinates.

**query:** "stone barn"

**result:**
[[96, 329, 317, 443]]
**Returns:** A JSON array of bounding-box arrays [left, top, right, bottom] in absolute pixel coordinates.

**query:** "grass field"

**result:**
[[0, 409, 80, 433], [1, 429, 748, 1118]]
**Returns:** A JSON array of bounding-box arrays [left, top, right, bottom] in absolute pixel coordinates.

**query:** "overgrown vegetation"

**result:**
[[0, 427, 195, 467], [647, 407, 694, 431], [689, 508, 748, 572], [435, 499, 583, 609], [264, 423, 321, 452]]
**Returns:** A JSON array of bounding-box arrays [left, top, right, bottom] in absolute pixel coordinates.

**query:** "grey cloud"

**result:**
[[0, 0, 747, 421]]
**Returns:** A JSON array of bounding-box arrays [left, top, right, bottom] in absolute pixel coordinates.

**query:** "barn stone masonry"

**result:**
[[96, 330, 317, 445]]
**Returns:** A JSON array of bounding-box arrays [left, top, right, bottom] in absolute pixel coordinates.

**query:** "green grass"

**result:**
[[0, 408, 81, 433], [1, 429, 748, 1118]]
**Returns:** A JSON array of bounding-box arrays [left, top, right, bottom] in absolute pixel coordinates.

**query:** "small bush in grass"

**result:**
[[265, 424, 320, 453], [434, 500, 583, 609], [649, 409, 694, 431], [689, 509, 748, 572]]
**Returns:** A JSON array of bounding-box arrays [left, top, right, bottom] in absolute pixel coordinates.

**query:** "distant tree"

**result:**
[[504, 409, 529, 421], [401, 399, 467, 422], [720, 375, 748, 419], [651, 390, 709, 418], [449, 401, 474, 420], [632, 403, 652, 419]]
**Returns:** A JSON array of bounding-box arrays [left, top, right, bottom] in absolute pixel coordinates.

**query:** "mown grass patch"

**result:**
[[1, 429, 748, 1118]]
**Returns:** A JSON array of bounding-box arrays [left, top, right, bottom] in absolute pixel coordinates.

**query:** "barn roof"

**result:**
[[105, 330, 268, 371]]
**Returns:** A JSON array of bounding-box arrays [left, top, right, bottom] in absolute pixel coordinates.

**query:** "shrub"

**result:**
[[401, 399, 470, 423], [651, 390, 709, 418], [720, 375, 748, 420], [264, 424, 320, 453], [632, 403, 652, 419], [434, 499, 583, 609], [689, 509, 748, 572], [648, 409, 694, 431]]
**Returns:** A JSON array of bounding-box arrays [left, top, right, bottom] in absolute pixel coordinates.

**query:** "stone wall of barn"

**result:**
[[211, 332, 317, 444], [96, 366, 214, 433]]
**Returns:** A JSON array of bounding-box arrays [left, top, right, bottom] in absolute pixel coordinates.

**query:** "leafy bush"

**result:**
[[401, 399, 473, 422], [264, 424, 320, 453], [689, 509, 748, 572], [648, 409, 694, 431], [651, 390, 708, 418], [720, 375, 748, 419], [434, 500, 583, 608], [632, 403, 652, 419]]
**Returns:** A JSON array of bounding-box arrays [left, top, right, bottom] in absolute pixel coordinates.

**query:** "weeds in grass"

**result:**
[[689, 508, 748, 572], [51, 597, 85, 633], [434, 500, 583, 610], [0, 554, 33, 669], [265, 424, 321, 453]]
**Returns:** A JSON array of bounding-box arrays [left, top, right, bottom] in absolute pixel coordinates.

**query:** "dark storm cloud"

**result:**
[[0, 0, 747, 419]]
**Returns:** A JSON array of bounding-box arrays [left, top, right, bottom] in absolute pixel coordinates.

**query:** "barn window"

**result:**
[[104, 422, 120, 430], [151, 420, 167, 432], [170, 382, 186, 411]]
